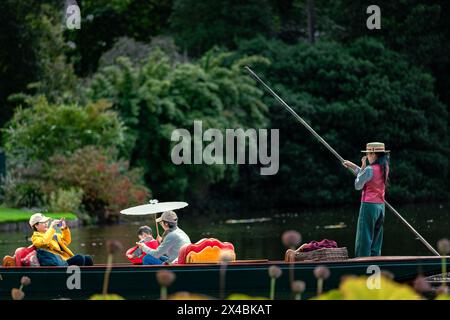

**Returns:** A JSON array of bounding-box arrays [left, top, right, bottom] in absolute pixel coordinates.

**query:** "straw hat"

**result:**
[[361, 142, 390, 153]]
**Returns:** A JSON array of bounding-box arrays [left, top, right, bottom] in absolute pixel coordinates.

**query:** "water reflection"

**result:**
[[225, 218, 271, 224], [323, 222, 347, 229], [0, 203, 448, 264]]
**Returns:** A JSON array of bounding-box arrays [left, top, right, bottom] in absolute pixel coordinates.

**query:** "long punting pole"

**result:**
[[154, 214, 160, 238], [245, 66, 440, 256]]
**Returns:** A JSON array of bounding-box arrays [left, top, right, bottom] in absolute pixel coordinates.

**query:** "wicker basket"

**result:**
[[285, 247, 348, 262]]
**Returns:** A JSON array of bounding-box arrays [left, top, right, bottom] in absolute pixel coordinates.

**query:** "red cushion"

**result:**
[[21, 250, 40, 266], [14, 246, 36, 266], [178, 238, 234, 264]]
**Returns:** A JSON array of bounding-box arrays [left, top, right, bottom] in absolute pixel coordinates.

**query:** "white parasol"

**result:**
[[120, 199, 188, 237]]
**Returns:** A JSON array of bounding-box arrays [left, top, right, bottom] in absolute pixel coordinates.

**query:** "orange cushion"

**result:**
[[2, 255, 15, 267], [178, 238, 235, 264], [186, 246, 236, 263]]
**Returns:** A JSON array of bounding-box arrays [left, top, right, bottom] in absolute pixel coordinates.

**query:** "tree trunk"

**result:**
[[307, 0, 316, 44]]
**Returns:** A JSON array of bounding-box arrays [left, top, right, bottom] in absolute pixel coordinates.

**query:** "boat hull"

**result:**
[[0, 256, 447, 300]]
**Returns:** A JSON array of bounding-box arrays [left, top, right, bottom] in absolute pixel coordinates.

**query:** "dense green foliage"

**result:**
[[0, 1, 76, 132], [233, 36, 448, 206], [3, 97, 124, 161], [88, 50, 269, 201], [66, 0, 173, 75], [0, 0, 449, 218], [47, 146, 150, 223], [169, 0, 274, 55], [325, 0, 450, 107], [1, 98, 148, 223]]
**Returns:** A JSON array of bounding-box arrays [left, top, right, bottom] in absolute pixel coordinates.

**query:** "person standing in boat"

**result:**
[[342, 142, 390, 257], [136, 210, 191, 265]]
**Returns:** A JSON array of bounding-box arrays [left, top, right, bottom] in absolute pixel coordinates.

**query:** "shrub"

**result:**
[[0, 161, 46, 209], [47, 146, 150, 223], [3, 96, 125, 161], [88, 48, 269, 202], [47, 187, 84, 215]]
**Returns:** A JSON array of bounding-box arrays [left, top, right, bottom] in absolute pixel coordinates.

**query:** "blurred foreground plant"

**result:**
[[268, 266, 282, 300], [227, 294, 268, 300], [169, 292, 213, 300], [314, 266, 330, 296], [315, 275, 421, 300], [11, 276, 31, 300], [437, 238, 449, 293], [89, 294, 124, 300], [291, 281, 306, 300], [282, 230, 302, 287], [157, 270, 176, 300], [89, 240, 124, 300], [219, 250, 234, 299]]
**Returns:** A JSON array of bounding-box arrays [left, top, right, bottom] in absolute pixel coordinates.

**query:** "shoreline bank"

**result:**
[[0, 219, 81, 232]]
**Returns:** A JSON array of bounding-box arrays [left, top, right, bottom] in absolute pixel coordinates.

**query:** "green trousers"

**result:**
[[355, 202, 385, 257]]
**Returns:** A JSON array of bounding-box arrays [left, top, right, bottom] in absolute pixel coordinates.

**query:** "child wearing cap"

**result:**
[[343, 142, 390, 257], [29, 213, 94, 266], [126, 226, 159, 264]]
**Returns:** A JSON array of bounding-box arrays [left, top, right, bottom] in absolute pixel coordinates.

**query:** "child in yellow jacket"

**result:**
[[30, 213, 93, 266]]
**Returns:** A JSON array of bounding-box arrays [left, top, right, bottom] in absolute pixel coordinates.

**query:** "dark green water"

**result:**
[[1, 203, 449, 263]]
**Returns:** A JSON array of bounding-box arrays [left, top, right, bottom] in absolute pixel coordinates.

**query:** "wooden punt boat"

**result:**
[[0, 256, 448, 300]]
